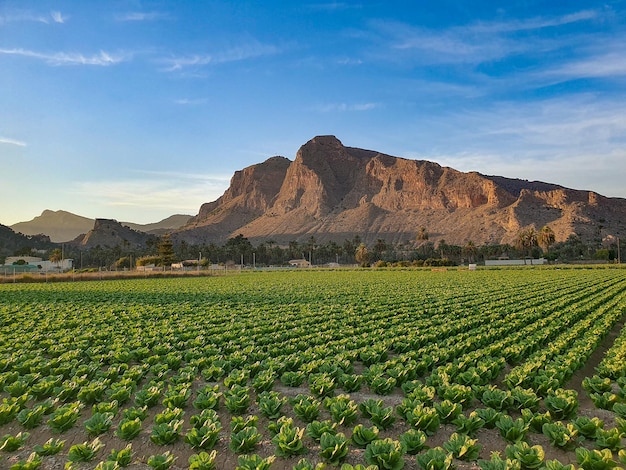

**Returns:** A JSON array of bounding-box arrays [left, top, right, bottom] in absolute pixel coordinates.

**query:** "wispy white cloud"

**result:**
[[0, 48, 129, 66], [50, 11, 66, 24], [402, 94, 626, 197], [469, 9, 599, 34], [160, 40, 280, 72], [173, 98, 208, 105], [0, 137, 27, 147], [0, 10, 67, 24], [541, 51, 626, 81], [115, 11, 167, 22], [314, 102, 379, 112], [336, 57, 363, 65], [369, 9, 602, 66]]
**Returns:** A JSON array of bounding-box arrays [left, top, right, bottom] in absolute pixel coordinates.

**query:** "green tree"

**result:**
[[515, 228, 538, 262], [355, 243, 370, 267], [539, 225, 556, 253], [462, 241, 477, 263], [49, 248, 63, 265], [158, 234, 175, 267]]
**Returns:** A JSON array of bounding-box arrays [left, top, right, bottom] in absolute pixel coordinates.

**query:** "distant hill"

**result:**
[[175, 135, 626, 246], [74, 219, 155, 249], [11, 210, 93, 243], [122, 215, 193, 235], [0, 224, 55, 258], [11, 211, 192, 242]]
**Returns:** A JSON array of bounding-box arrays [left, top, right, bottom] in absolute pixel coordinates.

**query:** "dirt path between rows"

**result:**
[[565, 309, 626, 408]]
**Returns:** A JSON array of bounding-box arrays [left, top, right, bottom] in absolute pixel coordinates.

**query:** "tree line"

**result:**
[[10, 224, 615, 271]]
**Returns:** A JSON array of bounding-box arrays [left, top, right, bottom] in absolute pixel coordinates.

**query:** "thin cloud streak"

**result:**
[[160, 41, 281, 72], [469, 9, 599, 33], [115, 11, 167, 22], [0, 137, 27, 147], [0, 10, 67, 24], [314, 102, 379, 112], [370, 9, 602, 66], [0, 48, 129, 66]]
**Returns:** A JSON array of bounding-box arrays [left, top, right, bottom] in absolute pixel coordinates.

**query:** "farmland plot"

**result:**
[[0, 269, 625, 469]]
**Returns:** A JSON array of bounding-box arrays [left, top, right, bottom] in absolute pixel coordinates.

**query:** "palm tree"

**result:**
[[355, 243, 370, 267], [417, 227, 429, 241], [515, 228, 538, 263], [49, 248, 62, 266], [539, 225, 555, 253], [462, 240, 477, 263]]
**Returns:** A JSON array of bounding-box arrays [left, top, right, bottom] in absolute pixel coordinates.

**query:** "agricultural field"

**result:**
[[0, 268, 625, 470]]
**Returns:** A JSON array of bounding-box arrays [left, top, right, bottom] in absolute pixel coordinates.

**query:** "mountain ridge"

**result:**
[[10, 211, 192, 243], [173, 135, 626, 246]]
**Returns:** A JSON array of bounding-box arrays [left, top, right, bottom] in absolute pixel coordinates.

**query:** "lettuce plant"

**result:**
[[350, 424, 379, 448], [185, 421, 221, 449], [292, 395, 321, 423], [235, 454, 276, 470], [229, 426, 262, 453], [230, 415, 258, 433], [542, 422, 581, 450], [258, 391, 286, 419], [325, 394, 359, 426], [33, 438, 65, 456], [84, 412, 114, 436], [0, 431, 30, 452], [415, 446, 453, 470], [443, 432, 480, 461], [272, 422, 307, 457], [572, 416, 604, 439], [545, 389, 578, 421], [306, 420, 338, 442], [106, 444, 133, 467], [116, 417, 142, 440], [67, 437, 104, 463], [575, 448, 620, 470], [434, 399, 462, 424], [319, 432, 350, 465], [399, 429, 428, 455], [364, 438, 404, 470], [147, 451, 176, 470], [188, 450, 217, 470], [150, 419, 183, 445], [504, 441, 544, 469], [496, 415, 529, 444]]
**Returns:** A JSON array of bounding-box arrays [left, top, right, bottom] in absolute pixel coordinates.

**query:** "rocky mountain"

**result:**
[[74, 219, 155, 249], [11, 210, 192, 242], [174, 135, 626, 246]]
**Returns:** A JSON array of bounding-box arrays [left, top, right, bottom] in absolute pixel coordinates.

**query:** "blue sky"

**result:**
[[2, 1, 626, 225]]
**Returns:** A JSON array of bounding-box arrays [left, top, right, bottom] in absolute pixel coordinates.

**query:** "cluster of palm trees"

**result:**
[[515, 225, 556, 257]]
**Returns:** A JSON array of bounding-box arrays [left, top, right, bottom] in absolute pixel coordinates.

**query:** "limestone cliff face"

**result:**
[[176, 136, 626, 245]]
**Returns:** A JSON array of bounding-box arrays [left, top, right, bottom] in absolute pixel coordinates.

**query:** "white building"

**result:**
[[2, 256, 73, 271]]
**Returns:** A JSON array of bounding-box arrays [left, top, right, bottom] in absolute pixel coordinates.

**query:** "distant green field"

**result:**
[[0, 270, 625, 469]]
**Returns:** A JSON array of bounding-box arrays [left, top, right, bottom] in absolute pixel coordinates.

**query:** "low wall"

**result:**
[[485, 258, 546, 266]]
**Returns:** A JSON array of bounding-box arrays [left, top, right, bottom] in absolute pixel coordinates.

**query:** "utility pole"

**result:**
[[618, 236, 621, 264]]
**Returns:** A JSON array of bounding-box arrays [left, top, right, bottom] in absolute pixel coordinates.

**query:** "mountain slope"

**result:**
[[11, 211, 192, 242], [175, 135, 626, 246], [11, 210, 94, 243]]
